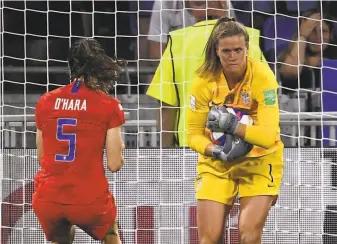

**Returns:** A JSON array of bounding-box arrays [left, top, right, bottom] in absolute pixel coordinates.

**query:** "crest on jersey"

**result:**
[[241, 91, 250, 105]]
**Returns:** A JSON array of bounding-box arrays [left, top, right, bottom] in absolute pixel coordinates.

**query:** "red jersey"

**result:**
[[34, 80, 125, 204]]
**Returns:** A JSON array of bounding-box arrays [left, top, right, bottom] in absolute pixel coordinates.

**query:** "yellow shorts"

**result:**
[[195, 148, 284, 205]]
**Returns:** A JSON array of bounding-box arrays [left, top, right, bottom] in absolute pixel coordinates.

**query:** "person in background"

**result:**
[[147, 0, 235, 67], [129, 1, 155, 93], [278, 10, 337, 111]]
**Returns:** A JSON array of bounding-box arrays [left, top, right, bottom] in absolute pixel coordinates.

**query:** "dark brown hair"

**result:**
[[197, 17, 249, 79], [68, 39, 127, 94]]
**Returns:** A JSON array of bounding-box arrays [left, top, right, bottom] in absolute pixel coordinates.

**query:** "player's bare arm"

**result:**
[[36, 128, 43, 165], [103, 222, 122, 244], [106, 126, 125, 172]]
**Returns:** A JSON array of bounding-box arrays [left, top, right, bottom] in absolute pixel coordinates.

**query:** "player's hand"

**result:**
[[206, 106, 239, 134], [211, 134, 253, 162], [212, 135, 253, 162], [299, 13, 320, 39]]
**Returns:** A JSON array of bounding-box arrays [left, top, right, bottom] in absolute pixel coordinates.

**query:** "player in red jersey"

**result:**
[[33, 39, 126, 244]]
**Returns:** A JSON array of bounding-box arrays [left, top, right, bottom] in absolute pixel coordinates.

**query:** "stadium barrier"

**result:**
[[2, 113, 337, 148], [1, 148, 337, 244]]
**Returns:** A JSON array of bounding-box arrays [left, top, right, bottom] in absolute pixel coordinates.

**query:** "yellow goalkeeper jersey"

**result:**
[[146, 19, 265, 146], [187, 58, 283, 160]]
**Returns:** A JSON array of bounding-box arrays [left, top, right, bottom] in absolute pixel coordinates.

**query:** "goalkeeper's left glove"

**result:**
[[211, 134, 253, 162], [206, 106, 239, 135]]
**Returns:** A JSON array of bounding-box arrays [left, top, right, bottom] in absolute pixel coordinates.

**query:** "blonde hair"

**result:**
[[197, 17, 249, 79]]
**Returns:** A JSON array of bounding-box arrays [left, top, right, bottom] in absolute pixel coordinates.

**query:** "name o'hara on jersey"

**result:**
[[54, 98, 87, 111]]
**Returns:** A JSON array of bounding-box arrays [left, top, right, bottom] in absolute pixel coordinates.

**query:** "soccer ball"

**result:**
[[209, 107, 253, 146]]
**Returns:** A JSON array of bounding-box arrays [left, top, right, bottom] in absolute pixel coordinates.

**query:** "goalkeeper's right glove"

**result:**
[[211, 134, 253, 162], [206, 106, 240, 135]]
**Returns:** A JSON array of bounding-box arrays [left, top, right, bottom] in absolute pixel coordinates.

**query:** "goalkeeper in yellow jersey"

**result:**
[[146, 0, 265, 147], [187, 18, 284, 244]]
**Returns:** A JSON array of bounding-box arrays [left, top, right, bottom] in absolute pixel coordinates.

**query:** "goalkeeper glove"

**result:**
[[211, 134, 253, 162], [206, 106, 239, 135]]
